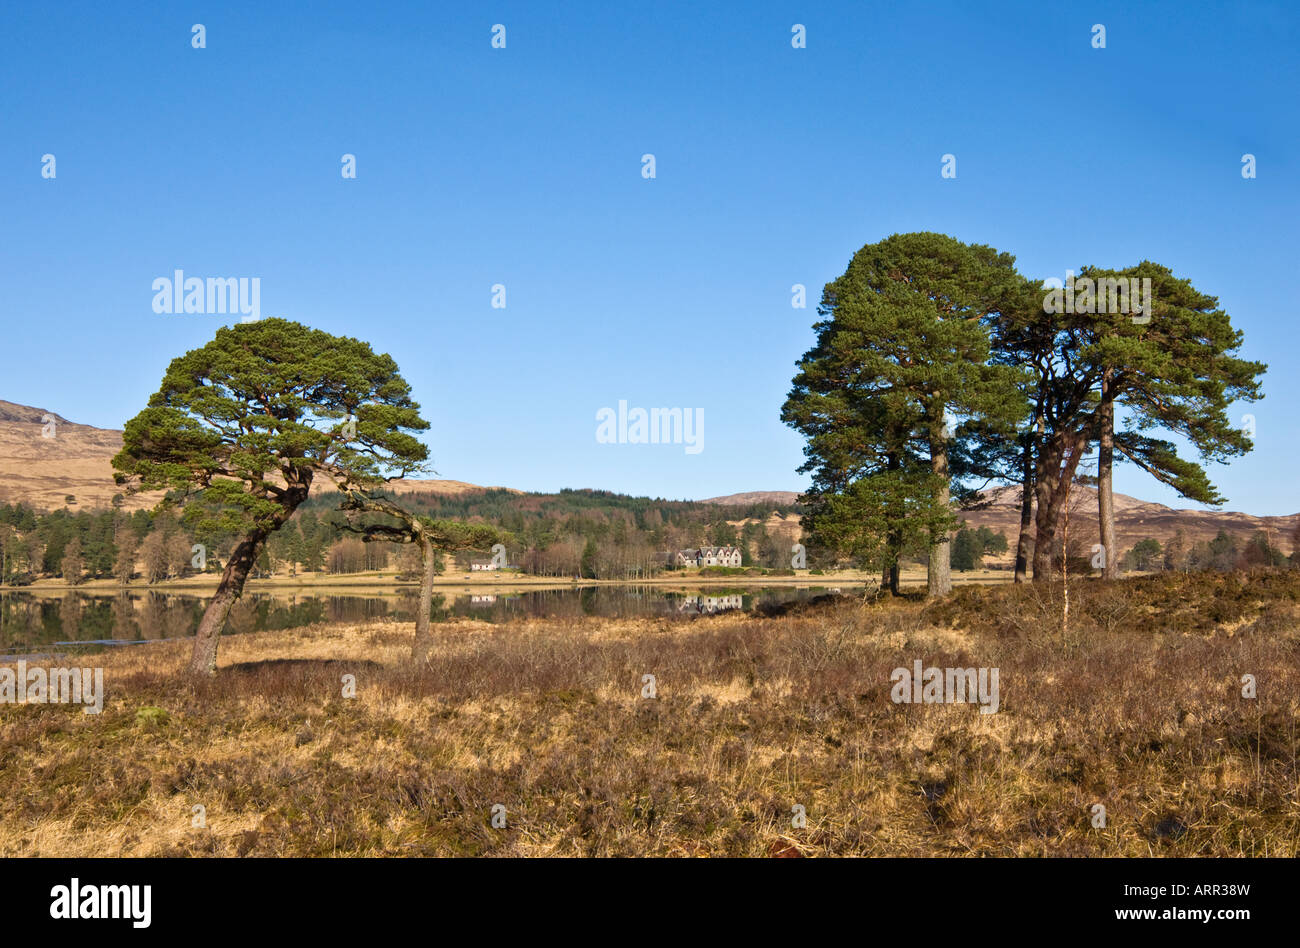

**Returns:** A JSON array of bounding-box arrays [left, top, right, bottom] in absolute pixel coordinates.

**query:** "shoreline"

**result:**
[[1, 568, 1017, 595]]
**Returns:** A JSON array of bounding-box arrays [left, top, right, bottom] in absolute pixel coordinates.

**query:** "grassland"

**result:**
[[1, 569, 1296, 857]]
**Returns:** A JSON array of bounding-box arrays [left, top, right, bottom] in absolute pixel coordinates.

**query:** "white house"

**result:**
[[671, 546, 743, 568], [698, 546, 742, 567]]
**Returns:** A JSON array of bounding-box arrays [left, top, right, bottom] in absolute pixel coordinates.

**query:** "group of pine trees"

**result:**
[[783, 232, 1267, 595], [1124, 527, 1294, 573], [950, 526, 1010, 571]]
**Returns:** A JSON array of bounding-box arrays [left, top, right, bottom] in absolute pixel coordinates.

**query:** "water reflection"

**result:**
[[0, 585, 854, 655], [676, 594, 745, 614]]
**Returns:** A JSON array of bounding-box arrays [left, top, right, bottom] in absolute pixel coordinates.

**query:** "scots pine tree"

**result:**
[[113, 318, 430, 674], [783, 233, 1026, 595]]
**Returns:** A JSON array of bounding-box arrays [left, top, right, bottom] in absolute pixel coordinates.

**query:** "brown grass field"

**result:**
[[1, 570, 1297, 857]]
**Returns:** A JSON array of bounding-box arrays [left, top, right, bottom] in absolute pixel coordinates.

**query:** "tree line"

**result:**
[[0, 489, 810, 584]]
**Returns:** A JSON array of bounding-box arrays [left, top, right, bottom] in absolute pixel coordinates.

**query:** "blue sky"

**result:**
[[1, 1, 1296, 513]]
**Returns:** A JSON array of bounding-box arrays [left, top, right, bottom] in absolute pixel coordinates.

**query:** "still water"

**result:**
[[0, 586, 857, 656]]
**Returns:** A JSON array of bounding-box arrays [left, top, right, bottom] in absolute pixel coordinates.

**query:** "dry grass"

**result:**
[[1, 570, 1297, 857]]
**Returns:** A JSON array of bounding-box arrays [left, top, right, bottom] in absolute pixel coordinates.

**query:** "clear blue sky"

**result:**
[[2, 1, 1296, 513]]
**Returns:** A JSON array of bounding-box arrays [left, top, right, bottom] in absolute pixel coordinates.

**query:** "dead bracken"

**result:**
[[0, 569, 1297, 857]]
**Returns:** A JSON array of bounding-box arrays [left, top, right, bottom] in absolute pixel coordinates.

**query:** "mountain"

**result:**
[[699, 490, 802, 506]]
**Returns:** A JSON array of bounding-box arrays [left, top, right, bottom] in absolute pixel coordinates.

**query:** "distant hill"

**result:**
[[0, 399, 521, 512], [0, 400, 161, 511], [713, 485, 1298, 564], [698, 490, 802, 506], [959, 485, 1299, 563], [313, 478, 523, 499]]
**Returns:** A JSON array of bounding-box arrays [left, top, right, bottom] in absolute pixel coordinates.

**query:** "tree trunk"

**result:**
[[189, 528, 267, 675], [189, 481, 308, 676], [1061, 491, 1070, 638], [1031, 437, 1061, 581], [1032, 432, 1086, 581], [882, 450, 902, 595], [412, 533, 437, 663], [1013, 419, 1039, 583], [1098, 368, 1117, 580], [880, 527, 901, 595], [928, 435, 952, 598], [1014, 477, 1034, 583]]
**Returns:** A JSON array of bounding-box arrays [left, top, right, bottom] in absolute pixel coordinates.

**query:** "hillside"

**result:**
[[0, 400, 1294, 559], [959, 485, 1300, 563], [312, 479, 522, 500], [699, 490, 802, 506], [0, 400, 517, 512], [0, 401, 161, 511], [721, 485, 1298, 563]]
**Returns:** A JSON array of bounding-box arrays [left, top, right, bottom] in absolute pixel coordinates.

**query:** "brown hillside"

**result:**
[[0, 400, 162, 511], [959, 485, 1299, 563], [699, 490, 801, 506], [726, 485, 1298, 564], [0, 400, 518, 511], [0, 400, 1294, 558], [313, 479, 523, 499]]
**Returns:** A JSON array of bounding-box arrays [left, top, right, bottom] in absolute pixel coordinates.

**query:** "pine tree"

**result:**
[[950, 528, 982, 571], [113, 318, 430, 674], [1078, 262, 1265, 578], [1163, 529, 1186, 572], [580, 538, 598, 579], [783, 233, 1026, 596], [335, 491, 500, 660]]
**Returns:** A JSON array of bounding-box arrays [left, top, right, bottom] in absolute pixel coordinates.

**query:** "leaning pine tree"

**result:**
[[1078, 262, 1264, 579], [990, 262, 1263, 582], [113, 318, 430, 675]]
